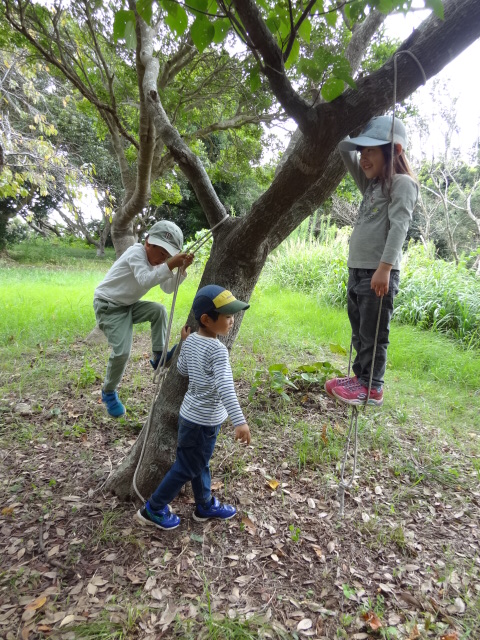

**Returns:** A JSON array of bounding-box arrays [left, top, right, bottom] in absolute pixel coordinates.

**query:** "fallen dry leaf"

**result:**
[[408, 624, 421, 640], [1, 506, 15, 516], [297, 618, 312, 631], [362, 611, 382, 631], [241, 516, 257, 535], [59, 614, 76, 628], [25, 596, 47, 611], [440, 632, 459, 640], [266, 479, 279, 490], [321, 424, 328, 445]]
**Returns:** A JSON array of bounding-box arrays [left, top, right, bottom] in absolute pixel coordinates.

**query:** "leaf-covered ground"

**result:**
[[1, 334, 479, 640]]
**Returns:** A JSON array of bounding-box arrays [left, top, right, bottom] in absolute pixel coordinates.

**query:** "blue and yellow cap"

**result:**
[[192, 285, 250, 320]]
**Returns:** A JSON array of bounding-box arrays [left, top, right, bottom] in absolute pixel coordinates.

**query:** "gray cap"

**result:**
[[338, 116, 408, 152], [147, 220, 183, 256]]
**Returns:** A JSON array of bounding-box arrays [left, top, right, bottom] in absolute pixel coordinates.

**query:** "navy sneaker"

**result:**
[[193, 496, 237, 522], [135, 501, 180, 530], [101, 389, 126, 418], [150, 345, 177, 370]]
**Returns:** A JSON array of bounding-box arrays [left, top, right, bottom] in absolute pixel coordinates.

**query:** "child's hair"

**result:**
[[197, 309, 219, 328], [377, 143, 416, 185]]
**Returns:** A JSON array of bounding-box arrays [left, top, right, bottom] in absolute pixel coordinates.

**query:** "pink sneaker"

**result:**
[[324, 375, 356, 398], [332, 380, 383, 406]]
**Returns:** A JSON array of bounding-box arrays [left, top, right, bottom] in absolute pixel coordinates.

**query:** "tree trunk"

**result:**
[[107, 177, 335, 500]]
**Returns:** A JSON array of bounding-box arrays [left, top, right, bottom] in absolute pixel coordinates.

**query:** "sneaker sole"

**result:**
[[134, 509, 180, 531], [332, 393, 383, 407], [192, 511, 237, 522]]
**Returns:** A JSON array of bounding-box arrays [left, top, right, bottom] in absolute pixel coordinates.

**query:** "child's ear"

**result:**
[[394, 143, 403, 155], [200, 313, 210, 325]]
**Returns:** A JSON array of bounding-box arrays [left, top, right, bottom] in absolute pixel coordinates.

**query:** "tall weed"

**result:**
[[263, 228, 349, 306], [262, 231, 480, 349], [396, 243, 480, 349]]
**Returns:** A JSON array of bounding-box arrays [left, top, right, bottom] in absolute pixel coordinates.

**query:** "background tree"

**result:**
[[0, 45, 115, 250], [2, 0, 281, 255], [410, 84, 480, 264]]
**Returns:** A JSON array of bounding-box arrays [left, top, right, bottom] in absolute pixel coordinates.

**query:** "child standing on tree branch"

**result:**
[[325, 116, 419, 406]]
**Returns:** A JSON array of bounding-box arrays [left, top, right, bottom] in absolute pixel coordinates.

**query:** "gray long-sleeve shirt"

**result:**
[[340, 149, 419, 270], [94, 243, 186, 305]]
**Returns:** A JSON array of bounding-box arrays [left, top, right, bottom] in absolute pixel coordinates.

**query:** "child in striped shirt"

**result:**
[[136, 285, 251, 531]]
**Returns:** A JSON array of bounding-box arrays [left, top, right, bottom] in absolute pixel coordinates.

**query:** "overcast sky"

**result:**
[[386, 8, 480, 160]]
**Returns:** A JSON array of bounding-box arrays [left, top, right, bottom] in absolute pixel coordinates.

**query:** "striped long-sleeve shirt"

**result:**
[[177, 332, 246, 427]]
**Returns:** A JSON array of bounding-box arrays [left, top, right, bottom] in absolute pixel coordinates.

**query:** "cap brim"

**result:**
[[338, 135, 391, 151], [147, 237, 179, 256], [218, 300, 250, 315]]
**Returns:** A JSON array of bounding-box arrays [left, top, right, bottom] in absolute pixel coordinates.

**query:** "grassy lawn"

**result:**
[[1, 257, 479, 639]]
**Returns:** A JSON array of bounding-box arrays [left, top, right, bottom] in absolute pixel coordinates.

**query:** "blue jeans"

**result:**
[[347, 268, 400, 389], [149, 416, 222, 510]]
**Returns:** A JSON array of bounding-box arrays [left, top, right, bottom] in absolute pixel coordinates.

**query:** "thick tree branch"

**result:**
[[139, 20, 227, 229], [232, 0, 315, 133]]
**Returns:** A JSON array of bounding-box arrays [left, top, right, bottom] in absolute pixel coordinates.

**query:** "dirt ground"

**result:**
[[1, 334, 479, 639]]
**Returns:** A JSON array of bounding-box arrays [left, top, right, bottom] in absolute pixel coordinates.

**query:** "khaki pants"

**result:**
[[94, 298, 167, 392]]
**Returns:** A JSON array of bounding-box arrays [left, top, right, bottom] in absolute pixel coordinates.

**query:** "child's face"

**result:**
[[204, 313, 235, 336], [359, 146, 385, 179], [145, 239, 171, 266]]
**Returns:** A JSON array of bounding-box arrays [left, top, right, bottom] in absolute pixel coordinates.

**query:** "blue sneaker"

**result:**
[[101, 390, 126, 418], [150, 345, 177, 370], [135, 501, 180, 530], [193, 496, 237, 522]]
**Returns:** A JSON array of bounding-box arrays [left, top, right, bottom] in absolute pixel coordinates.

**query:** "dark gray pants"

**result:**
[[347, 268, 399, 389]]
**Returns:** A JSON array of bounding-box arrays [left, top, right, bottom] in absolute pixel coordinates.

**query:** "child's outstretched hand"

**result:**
[[234, 423, 251, 445], [180, 324, 191, 341]]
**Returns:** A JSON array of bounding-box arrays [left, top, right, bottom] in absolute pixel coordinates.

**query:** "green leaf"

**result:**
[[425, 0, 444, 19], [186, 0, 208, 14], [321, 77, 344, 101], [325, 9, 337, 27], [124, 19, 137, 49], [164, 3, 188, 36], [313, 46, 333, 73], [190, 16, 215, 52], [249, 66, 261, 92], [329, 343, 347, 355], [284, 38, 300, 70], [213, 18, 231, 44], [190, 533, 204, 542], [297, 17, 311, 44], [113, 10, 135, 43], [268, 363, 289, 374], [298, 58, 323, 83], [136, 0, 152, 24], [378, 0, 395, 14]]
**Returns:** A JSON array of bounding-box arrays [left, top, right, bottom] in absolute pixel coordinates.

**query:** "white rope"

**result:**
[[132, 216, 229, 503], [338, 296, 382, 516]]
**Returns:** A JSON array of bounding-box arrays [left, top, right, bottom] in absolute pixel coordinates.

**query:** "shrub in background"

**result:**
[[263, 227, 480, 350], [396, 243, 480, 349]]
